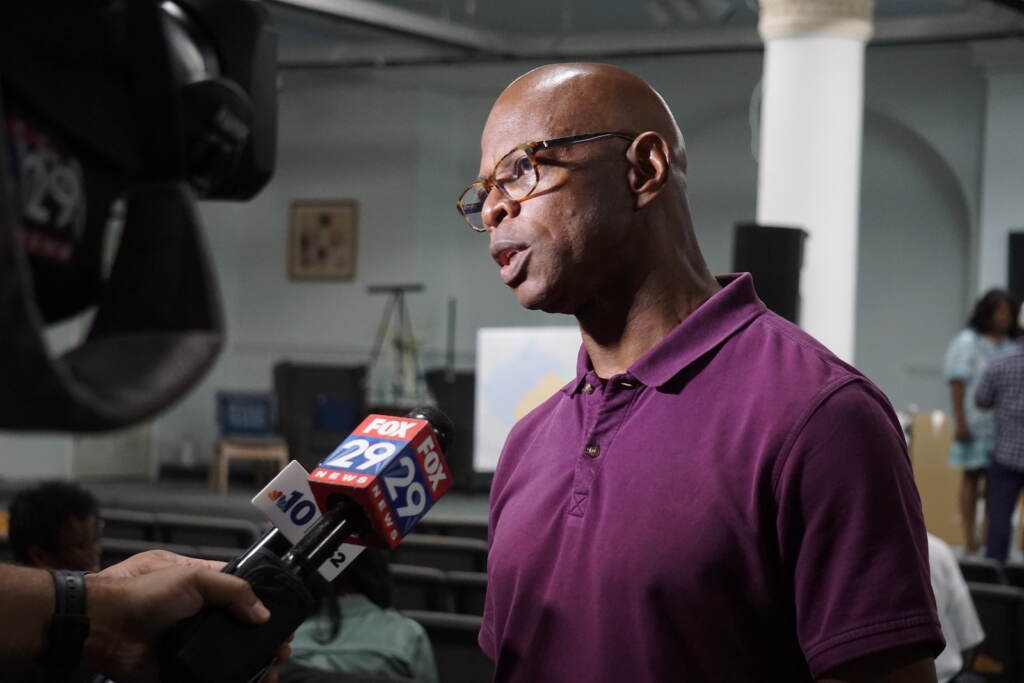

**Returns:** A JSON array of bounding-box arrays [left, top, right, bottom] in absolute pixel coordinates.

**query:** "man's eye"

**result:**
[[514, 156, 533, 178]]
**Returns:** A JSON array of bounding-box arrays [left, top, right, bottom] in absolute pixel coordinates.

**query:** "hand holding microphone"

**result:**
[[161, 407, 454, 683], [85, 550, 282, 683]]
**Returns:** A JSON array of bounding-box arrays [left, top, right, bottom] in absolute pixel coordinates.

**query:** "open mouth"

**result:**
[[501, 249, 530, 286], [490, 240, 531, 286], [496, 248, 519, 268], [490, 240, 528, 268]]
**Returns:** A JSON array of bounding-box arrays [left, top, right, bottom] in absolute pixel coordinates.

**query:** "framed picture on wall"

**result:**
[[288, 199, 358, 281]]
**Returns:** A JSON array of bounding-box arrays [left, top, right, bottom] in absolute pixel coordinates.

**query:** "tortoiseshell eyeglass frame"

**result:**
[[456, 131, 636, 232]]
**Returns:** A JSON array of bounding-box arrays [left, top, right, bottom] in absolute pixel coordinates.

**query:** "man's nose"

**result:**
[[482, 187, 520, 232]]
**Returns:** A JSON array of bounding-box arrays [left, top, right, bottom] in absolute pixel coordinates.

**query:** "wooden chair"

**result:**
[[209, 437, 288, 494], [209, 392, 288, 493]]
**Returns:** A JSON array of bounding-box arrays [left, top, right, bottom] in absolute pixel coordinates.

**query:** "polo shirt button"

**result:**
[[619, 381, 634, 389], [585, 444, 600, 458], [583, 382, 595, 394]]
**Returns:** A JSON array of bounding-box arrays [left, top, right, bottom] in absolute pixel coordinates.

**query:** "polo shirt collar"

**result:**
[[564, 273, 766, 394]]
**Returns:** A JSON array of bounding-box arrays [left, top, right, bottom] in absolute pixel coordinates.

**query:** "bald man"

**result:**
[[459, 64, 944, 683]]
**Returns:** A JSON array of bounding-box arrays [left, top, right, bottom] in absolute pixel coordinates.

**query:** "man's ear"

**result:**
[[626, 131, 672, 209], [27, 545, 57, 569]]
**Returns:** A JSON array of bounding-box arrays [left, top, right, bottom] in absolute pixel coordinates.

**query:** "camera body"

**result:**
[[0, 0, 277, 431]]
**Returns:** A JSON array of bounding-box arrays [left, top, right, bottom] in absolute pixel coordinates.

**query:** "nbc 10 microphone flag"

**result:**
[[309, 414, 452, 548]]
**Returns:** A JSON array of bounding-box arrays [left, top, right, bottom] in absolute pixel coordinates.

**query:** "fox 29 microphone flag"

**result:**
[[308, 414, 452, 548]]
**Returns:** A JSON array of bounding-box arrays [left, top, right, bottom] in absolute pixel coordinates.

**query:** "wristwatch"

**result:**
[[43, 569, 91, 679]]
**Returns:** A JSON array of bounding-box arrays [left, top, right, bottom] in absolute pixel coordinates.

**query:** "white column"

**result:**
[[972, 40, 1024, 297], [756, 0, 874, 362]]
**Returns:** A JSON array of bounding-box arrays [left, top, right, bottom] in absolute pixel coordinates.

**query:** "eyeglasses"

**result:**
[[456, 131, 635, 232]]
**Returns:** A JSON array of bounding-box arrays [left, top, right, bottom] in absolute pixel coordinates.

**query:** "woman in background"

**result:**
[[289, 549, 438, 683], [944, 289, 1021, 553]]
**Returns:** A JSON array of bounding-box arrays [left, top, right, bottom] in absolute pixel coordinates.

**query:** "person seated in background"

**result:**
[[927, 533, 985, 683], [289, 549, 438, 683], [8, 481, 101, 572], [975, 337, 1024, 563], [4, 482, 103, 683]]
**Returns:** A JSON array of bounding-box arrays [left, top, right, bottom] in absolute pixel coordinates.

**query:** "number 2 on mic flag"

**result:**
[[252, 460, 364, 580]]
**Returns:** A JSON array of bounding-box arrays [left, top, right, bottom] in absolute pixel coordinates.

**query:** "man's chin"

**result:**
[[514, 284, 573, 315], [513, 283, 547, 311]]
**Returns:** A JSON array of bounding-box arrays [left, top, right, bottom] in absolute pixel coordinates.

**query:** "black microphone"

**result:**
[[160, 407, 454, 683]]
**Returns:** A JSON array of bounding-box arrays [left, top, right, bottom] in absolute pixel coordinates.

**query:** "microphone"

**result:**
[[238, 406, 454, 578], [279, 407, 453, 578], [306, 406, 453, 548], [161, 406, 454, 683]]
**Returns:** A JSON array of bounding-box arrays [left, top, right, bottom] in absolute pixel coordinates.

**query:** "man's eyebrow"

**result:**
[[476, 162, 497, 182]]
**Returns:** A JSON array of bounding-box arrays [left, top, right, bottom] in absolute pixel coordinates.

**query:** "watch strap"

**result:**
[[43, 569, 91, 679]]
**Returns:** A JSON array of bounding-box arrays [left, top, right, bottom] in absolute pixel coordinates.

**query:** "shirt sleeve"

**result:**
[[774, 380, 945, 679], [974, 363, 998, 409], [944, 332, 975, 382]]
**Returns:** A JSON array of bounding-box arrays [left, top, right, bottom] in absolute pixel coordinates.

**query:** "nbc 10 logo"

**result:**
[[323, 435, 399, 474], [267, 489, 318, 526]]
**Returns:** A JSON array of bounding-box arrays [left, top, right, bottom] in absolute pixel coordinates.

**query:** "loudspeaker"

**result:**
[[424, 369, 476, 492], [732, 223, 807, 323], [1009, 232, 1024, 301]]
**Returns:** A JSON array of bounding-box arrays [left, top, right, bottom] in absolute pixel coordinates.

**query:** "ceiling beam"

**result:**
[[986, 0, 1024, 15], [279, 40, 472, 68], [529, 5, 1024, 56], [272, 1, 1024, 68], [530, 25, 761, 57], [267, 0, 512, 54], [871, 6, 1024, 44]]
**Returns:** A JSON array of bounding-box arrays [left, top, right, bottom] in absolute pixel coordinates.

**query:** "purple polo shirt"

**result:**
[[480, 274, 942, 682]]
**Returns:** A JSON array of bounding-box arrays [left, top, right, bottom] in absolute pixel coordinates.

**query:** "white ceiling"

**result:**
[[263, 0, 1024, 67]]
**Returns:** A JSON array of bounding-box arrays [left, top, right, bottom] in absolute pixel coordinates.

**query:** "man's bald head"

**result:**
[[472, 62, 714, 319], [483, 63, 686, 176]]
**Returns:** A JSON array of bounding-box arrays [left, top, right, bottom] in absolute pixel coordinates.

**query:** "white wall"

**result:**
[[0, 435, 72, 480], [139, 44, 998, 466], [973, 41, 1024, 295], [856, 110, 972, 413], [0, 310, 79, 479]]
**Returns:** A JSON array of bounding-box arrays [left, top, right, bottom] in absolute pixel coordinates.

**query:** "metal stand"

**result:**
[[367, 284, 424, 406]]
